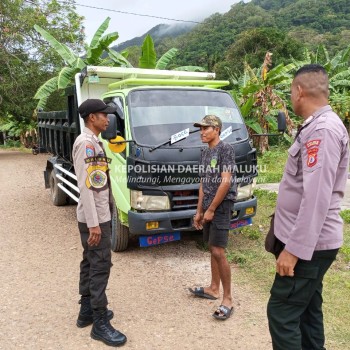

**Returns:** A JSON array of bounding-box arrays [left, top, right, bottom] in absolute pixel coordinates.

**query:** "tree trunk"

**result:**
[[258, 135, 269, 154], [252, 135, 269, 153]]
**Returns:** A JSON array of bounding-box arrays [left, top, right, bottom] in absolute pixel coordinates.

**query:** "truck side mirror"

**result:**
[[101, 114, 117, 140], [252, 110, 287, 137], [277, 111, 287, 133]]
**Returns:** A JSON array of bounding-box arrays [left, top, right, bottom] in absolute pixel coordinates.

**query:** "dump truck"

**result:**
[[38, 66, 262, 251]]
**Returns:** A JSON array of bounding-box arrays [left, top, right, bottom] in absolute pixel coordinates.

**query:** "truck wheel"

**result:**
[[49, 170, 67, 206], [111, 204, 129, 252]]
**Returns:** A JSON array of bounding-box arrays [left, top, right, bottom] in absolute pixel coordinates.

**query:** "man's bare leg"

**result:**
[[211, 246, 232, 308], [203, 253, 220, 298]]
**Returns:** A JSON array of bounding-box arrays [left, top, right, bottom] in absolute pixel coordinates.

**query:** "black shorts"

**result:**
[[203, 200, 233, 248]]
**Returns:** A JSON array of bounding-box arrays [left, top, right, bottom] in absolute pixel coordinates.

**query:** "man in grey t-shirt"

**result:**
[[189, 115, 236, 321]]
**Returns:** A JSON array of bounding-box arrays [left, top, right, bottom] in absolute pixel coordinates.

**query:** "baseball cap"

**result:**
[[193, 115, 222, 129], [78, 99, 116, 119]]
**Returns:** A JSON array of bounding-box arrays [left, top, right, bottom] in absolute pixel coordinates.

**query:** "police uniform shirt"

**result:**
[[274, 105, 349, 260], [72, 127, 111, 228]]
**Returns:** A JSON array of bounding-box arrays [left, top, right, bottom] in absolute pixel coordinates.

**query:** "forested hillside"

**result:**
[[131, 0, 350, 76], [2, 0, 349, 147]]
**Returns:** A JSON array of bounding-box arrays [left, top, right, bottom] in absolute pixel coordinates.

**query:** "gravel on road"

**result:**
[[0, 150, 272, 350]]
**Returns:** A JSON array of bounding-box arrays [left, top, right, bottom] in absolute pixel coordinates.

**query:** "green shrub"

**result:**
[[340, 210, 350, 224]]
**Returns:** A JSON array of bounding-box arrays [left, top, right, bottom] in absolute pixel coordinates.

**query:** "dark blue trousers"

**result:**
[[267, 249, 338, 350], [78, 221, 112, 310]]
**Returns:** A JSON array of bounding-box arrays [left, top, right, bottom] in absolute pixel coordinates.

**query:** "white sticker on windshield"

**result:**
[[171, 128, 190, 144], [220, 126, 232, 141]]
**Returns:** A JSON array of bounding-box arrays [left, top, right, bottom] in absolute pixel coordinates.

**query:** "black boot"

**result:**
[[91, 308, 127, 347], [77, 296, 114, 328]]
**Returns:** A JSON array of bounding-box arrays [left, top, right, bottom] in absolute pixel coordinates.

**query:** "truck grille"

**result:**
[[170, 190, 198, 210]]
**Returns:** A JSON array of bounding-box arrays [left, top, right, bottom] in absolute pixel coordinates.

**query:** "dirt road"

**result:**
[[0, 150, 271, 350]]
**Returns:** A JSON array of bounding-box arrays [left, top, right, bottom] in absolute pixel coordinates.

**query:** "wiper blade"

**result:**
[[149, 129, 200, 152]]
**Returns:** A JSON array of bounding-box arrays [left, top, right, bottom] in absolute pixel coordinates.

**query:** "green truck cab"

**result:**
[[38, 66, 258, 251]]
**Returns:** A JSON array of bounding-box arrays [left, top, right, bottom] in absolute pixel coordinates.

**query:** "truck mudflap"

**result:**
[[128, 195, 257, 235]]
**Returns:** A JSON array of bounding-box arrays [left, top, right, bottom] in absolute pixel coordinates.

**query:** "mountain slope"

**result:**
[[114, 23, 195, 51]]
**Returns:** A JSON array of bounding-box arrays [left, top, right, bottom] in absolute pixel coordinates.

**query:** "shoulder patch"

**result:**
[[305, 139, 321, 149], [305, 139, 321, 168], [86, 144, 95, 157]]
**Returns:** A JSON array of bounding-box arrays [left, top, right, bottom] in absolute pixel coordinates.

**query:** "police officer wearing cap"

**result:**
[[72, 99, 127, 347], [267, 65, 349, 349]]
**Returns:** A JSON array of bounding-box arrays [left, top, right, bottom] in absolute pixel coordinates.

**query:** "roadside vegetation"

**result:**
[[1, 0, 350, 149], [256, 145, 288, 183], [227, 190, 350, 350]]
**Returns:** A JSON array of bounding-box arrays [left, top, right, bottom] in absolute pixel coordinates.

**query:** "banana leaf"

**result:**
[[86, 32, 119, 64], [34, 25, 76, 65], [283, 133, 293, 143], [245, 120, 263, 134], [155, 48, 178, 70], [34, 76, 59, 100], [58, 66, 81, 89], [265, 115, 278, 130], [90, 17, 111, 48], [139, 35, 157, 69], [107, 49, 133, 68], [121, 50, 129, 59], [240, 95, 254, 118], [242, 83, 263, 95]]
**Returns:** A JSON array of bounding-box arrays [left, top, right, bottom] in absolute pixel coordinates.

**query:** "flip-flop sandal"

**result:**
[[188, 287, 218, 300], [212, 305, 234, 320]]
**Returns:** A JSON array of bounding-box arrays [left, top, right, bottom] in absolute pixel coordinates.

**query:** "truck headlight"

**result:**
[[236, 178, 256, 201], [131, 190, 170, 210]]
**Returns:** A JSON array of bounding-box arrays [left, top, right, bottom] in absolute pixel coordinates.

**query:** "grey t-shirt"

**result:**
[[199, 141, 236, 210]]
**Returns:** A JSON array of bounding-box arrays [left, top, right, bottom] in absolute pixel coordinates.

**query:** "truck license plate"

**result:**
[[139, 232, 181, 247], [230, 217, 252, 230]]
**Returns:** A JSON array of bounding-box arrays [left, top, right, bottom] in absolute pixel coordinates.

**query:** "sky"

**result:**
[[74, 0, 242, 45]]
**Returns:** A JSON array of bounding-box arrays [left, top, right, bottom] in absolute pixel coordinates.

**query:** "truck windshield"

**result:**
[[128, 89, 248, 147]]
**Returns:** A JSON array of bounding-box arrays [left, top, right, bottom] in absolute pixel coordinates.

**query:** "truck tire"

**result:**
[[111, 203, 129, 252], [49, 170, 67, 206]]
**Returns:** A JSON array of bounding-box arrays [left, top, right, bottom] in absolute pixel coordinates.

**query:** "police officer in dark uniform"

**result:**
[[73, 99, 127, 347]]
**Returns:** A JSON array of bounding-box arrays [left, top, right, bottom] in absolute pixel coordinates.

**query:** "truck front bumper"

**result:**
[[128, 196, 257, 235], [128, 209, 196, 235]]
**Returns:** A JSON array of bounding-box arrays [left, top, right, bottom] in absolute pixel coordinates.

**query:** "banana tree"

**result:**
[[34, 17, 131, 110], [293, 44, 350, 123], [139, 34, 204, 71], [0, 114, 38, 148], [230, 53, 296, 153]]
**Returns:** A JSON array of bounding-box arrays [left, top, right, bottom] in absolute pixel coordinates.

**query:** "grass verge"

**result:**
[[257, 146, 288, 183], [0, 145, 32, 153], [227, 189, 350, 350]]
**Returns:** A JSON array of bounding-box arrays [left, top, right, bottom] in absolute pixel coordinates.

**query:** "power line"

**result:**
[[60, 1, 201, 24]]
